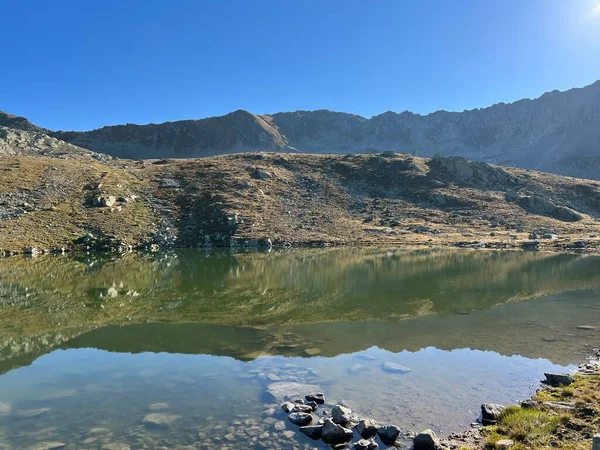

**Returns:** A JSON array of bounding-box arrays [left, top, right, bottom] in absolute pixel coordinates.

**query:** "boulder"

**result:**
[[517, 195, 582, 222], [322, 418, 353, 444], [481, 403, 505, 425], [298, 425, 323, 440], [377, 424, 401, 445], [252, 168, 273, 180], [281, 401, 295, 413], [413, 429, 441, 450], [288, 412, 312, 426], [305, 393, 325, 404], [355, 418, 379, 439], [292, 404, 313, 413], [544, 373, 574, 387], [332, 404, 353, 424]]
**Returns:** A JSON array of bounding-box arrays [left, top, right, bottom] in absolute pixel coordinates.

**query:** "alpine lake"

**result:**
[[0, 248, 599, 450]]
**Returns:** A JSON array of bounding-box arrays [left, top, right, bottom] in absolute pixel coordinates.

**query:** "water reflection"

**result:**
[[0, 249, 599, 449]]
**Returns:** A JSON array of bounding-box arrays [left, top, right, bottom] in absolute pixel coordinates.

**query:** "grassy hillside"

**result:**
[[0, 152, 599, 253]]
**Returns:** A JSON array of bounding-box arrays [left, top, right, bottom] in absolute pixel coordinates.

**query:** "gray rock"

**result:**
[[288, 412, 312, 426], [504, 191, 519, 202], [322, 418, 353, 444], [521, 240, 540, 250], [292, 403, 313, 413], [381, 362, 411, 374], [355, 418, 379, 439], [252, 168, 273, 180], [281, 401, 295, 413], [274, 421, 286, 431], [481, 403, 505, 425], [517, 195, 582, 222], [354, 438, 379, 450], [305, 393, 325, 404], [332, 404, 353, 424], [298, 425, 323, 440], [544, 373, 574, 387], [377, 424, 401, 445], [413, 429, 441, 450]]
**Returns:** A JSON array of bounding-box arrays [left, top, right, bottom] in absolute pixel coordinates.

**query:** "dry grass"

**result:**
[[1, 152, 600, 252]]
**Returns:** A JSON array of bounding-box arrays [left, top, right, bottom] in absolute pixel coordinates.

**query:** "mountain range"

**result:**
[[2, 80, 600, 179]]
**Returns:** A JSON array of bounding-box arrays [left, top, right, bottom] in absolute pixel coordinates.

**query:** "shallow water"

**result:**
[[0, 248, 599, 449]]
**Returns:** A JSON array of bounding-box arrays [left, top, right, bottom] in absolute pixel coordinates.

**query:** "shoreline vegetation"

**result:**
[[442, 348, 600, 450], [0, 152, 599, 256]]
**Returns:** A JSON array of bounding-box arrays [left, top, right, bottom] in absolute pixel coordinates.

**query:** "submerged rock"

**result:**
[[0, 402, 10, 417], [413, 429, 441, 450], [266, 382, 321, 403], [26, 443, 66, 450], [288, 412, 312, 426], [322, 418, 353, 444], [356, 418, 379, 438], [377, 424, 401, 445], [382, 362, 411, 374], [142, 413, 180, 428], [299, 424, 323, 440], [481, 403, 505, 425], [544, 373, 575, 387]]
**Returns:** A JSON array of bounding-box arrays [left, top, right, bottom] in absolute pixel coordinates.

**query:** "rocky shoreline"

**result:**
[[262, 348, 600, 449]]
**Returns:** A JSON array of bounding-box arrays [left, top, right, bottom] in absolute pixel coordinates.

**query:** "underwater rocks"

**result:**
[[142, 413, 180, 428]]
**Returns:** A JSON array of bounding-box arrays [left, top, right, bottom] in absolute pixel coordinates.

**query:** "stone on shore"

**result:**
[[332, 404, 353, 424], [288, 412, 312, 426], [377, 424, 401, 445], [413, 429, 440, 449], [481, 403, 505, 425], [305, 392, 325, 404], [322, 418, 353, 444], [356, 418, 379, 438], [281, 401, 295, 413], [299, 424, 323, 440], [544, 373, 574, 387]]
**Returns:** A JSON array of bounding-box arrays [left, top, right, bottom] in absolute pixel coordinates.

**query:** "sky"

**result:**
[[1, 0, 600, 131]]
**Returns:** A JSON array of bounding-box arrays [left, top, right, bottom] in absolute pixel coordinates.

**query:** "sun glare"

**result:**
[[591, 2, 600, 17]]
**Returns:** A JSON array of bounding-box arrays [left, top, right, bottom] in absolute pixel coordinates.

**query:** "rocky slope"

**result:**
[[0, 151, 599, 254], [0, 125, 106, 159], [45, 80, 600, 179]]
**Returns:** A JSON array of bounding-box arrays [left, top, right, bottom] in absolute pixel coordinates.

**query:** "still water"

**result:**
[[0, 249, 599, 449]]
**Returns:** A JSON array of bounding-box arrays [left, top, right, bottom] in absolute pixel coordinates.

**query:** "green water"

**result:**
[[0, 248, 599, 449]]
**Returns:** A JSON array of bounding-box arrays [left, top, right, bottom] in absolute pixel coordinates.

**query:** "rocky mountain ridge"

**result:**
[[34, 80, 600, 179]]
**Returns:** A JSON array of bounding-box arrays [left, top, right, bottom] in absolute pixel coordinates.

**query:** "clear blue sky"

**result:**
[[1, 0, 600, 131]]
